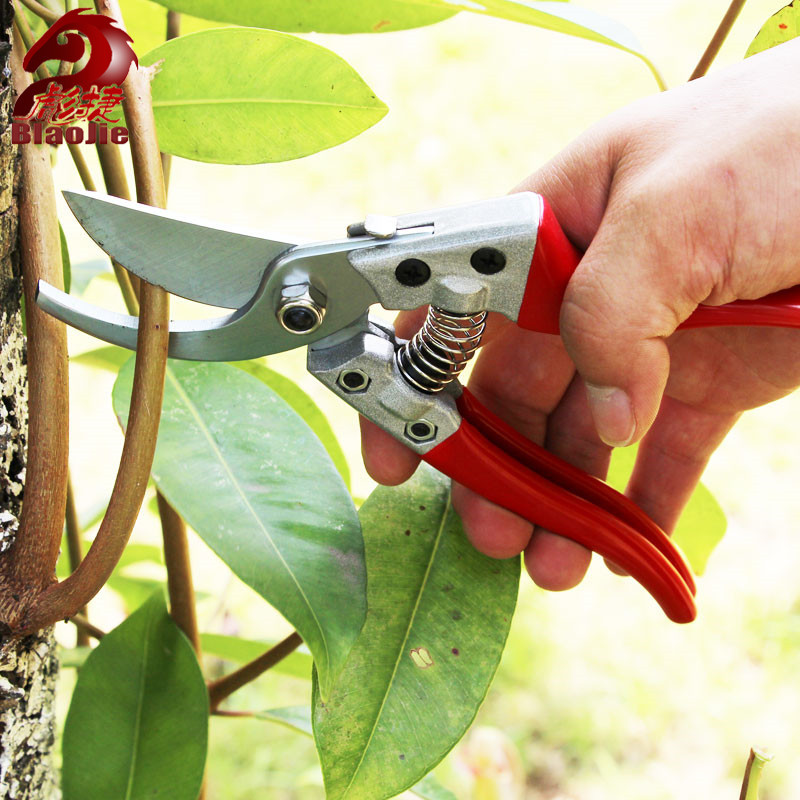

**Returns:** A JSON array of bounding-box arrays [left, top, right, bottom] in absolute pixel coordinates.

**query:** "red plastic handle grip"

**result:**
[[517, 196, 800, 334], [422, 420, 697, 624], [455, 388, 695, 594]]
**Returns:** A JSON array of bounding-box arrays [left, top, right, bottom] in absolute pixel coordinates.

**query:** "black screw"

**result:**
[[470, 247, 506, 274], [410, 421, 432, 439], [395, 258, 431, 287], [282, 306, 318, 332]]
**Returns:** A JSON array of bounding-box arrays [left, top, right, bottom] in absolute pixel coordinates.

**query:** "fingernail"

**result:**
[[585, 384, 636, 447]]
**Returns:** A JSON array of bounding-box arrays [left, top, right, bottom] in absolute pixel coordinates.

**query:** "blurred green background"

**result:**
[[53, 1, 800, 797]]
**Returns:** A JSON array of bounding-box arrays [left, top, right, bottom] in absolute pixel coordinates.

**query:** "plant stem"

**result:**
[[212, 710, 255, 718], [67, 142, 97, 191], [94, 139, 141, 307], [65, 477, 90, 646], [0, 29, 70, 631], [689, 0, 748, 80], [23, 0, 171, 632], [207, 632, 303, 711], [160, 11, 180, 189], [157, 494, 201, 653], [739, 748, 773, 800], [18, 0, 60, 24], [70, 613, 105, 640], [88, 54, 200, 663]]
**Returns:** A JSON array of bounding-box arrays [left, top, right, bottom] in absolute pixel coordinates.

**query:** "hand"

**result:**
[[361, 38, 800, 590]]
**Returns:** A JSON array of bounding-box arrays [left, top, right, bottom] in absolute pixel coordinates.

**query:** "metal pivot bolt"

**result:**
[[337, 369, 370, 394], [277, 282, 326, 334], [404, 419, 438, 443]]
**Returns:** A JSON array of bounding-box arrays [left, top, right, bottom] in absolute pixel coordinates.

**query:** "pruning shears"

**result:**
[[37, 190, 800, 624]]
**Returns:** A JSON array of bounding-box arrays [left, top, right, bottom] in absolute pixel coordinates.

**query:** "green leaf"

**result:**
[[201, 633, 312, 680], [71, 344, 131, 372], [452, 0, 665, 89], [746, 2, 800, 57], [256, 705, 457, 800], [60, 646, 92, 669], [78, 497, 109, 531], [62, 592, 208, 800], [69, 259, 113, 296], [606, 445, 727, 575], [107, 575, 167, 613], [147, 0, 456, 33], [113, 358, 366, 697], [56, 537, 161, 580], [255, 705, 314, 736], [232, 360, 350, 488], [313, 466, 519, 800], [120, 0, 221, 55], [141, 29, 388, 164], [410, 774, 458, 800], [60, 223, 71, 294], [116, 542, 164, 570]]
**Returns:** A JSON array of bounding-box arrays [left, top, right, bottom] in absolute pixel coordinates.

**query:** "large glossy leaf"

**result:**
[[201, 632, 313, 680], [232, 360, 350, 488], [313, 466, 519, 800], [746, 2, 800, 57], [148, 0, 456, 33], [452, 0, 664, 88], [607, 445, 727, 575], [73, 347, 351, 486], [62, 592, 208, 800], [141, 29, 388, 164], [256, 706, 457, 800], [120, 0, 220, 55], [113, 359, 365, 697], [71, 344, 131, 372], [69, 258, 113, 296], [60, 223, 71, 294]]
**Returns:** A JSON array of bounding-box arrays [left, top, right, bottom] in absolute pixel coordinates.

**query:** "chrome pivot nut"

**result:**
[[277, 282, 326, 334]]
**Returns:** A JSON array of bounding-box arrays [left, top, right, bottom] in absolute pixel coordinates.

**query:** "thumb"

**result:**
[[558, 209, 682, 447], [518, 123, 673, 446]]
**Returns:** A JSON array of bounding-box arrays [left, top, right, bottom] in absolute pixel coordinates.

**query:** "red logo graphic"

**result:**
[[13, 8, 137, 145]]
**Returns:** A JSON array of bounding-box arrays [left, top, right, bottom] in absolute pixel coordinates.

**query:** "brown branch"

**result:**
[[689, 0, 748, 80], [65, 477, 90, 646], [0, 31, 70, 630], [160, 11, 180, 189], [25, 281, 168, 630], [94, 136, 141, 307], [67, 143, 97, 192], [18, 0, 60, 24], [22, 1, 170, 632], [208, 633, 303, 711], [157, 494, 201, 653], [70, 613, 105, 641]]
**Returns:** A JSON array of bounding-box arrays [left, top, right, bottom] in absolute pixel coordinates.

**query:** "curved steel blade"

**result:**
[[37, 282, 253, 361], [63, 190, 294, 309]]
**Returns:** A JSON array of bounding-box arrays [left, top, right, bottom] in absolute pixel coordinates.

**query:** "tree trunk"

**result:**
[[0, 2, 60, 797]]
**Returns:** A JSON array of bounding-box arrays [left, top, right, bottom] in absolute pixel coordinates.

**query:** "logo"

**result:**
[[13, 8, 138, 146]]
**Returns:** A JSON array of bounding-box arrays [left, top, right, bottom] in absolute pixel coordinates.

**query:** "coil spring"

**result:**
[[396, 306, 487, 393]]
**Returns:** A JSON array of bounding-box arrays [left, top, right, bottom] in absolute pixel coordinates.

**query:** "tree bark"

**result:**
[[0, 2, 60, 796]]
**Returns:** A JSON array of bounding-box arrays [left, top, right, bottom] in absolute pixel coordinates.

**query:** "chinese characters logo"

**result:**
[[13, 8, 138, 146]]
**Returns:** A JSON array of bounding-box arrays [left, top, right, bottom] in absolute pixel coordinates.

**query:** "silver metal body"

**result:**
[[308, 315, 462, 455], [348, 192, 540, 317], [37, 190, 542, 437]]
